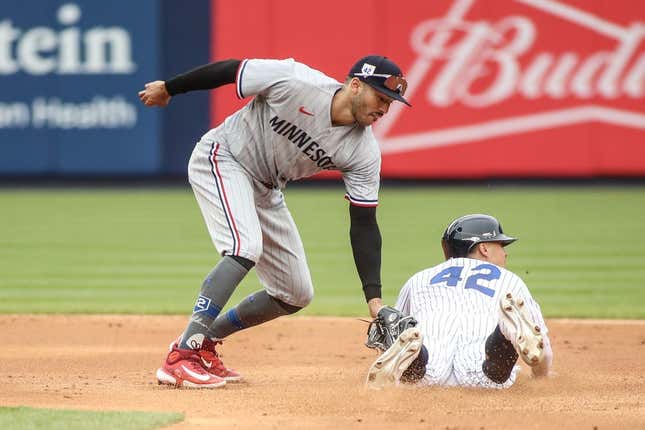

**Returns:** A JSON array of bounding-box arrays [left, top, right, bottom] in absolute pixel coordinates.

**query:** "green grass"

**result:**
[[1, 185, 644, 318], [0, 406, 182, 430]]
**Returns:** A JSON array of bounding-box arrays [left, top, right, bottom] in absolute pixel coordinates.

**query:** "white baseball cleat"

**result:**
[[366, 327, 423, 389], [499, 293, 545, 366]]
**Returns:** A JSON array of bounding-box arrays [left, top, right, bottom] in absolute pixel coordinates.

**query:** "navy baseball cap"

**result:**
[[349, 55, 411, 106]]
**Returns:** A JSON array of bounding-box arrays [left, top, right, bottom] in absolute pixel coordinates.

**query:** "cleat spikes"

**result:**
[[366, 327, 423, 389], [499, 293, 545, 367]]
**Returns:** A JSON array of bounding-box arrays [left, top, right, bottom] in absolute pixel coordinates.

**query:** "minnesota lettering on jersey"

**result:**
[[268, 115, 336, 169]]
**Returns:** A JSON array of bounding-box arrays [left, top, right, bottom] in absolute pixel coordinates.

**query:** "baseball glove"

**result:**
[[365, 306, 418, 352]]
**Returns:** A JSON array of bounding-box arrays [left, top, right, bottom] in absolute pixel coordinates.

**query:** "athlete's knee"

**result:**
[[269, 295, 303, 315], [296, 282, 314, 308], [229, 255, 255, 271], [482, 325, 518, 384], [268, 282, 313, 310]]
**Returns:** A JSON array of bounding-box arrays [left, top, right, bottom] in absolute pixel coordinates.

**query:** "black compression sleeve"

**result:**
[[349, 204, 382, 302], [165, 59, 241, 96]]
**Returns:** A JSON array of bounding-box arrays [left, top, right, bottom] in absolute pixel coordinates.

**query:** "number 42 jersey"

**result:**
[[395, 257, 549, 387]]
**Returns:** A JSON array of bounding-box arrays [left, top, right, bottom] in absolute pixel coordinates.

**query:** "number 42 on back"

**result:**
[[430, 264, 501, 297]]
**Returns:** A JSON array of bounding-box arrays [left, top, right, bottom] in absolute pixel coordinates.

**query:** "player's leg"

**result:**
[[207, 187, 313, 338], [206, 289, 301, 339], [451, 336, 519, 388], [367, 303, 457, 388], [178, 257, 252, 348], [366, 327, 424, 388], [416, 306, 461, 386], [400, 343, 429, 383], [254, 187, 314, 309], [157, 139, 261, 388], [496, 292, 553, 379], [481, 325, 519, 384], [448, 318, 520, 388], [180, 140, 262, 347], [498, 292, 545, 366], [454, 292, 549, 388], [452, 302, 519, 388]]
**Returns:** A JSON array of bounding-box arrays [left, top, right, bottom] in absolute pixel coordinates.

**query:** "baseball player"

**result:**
[[138, 55, 411, 388], [365, 214, 553, 389]]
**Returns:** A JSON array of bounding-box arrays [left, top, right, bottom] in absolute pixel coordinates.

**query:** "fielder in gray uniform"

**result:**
[[138, 55, 411, 388]]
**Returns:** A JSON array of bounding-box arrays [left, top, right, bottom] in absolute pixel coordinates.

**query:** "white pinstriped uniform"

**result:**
[[395, 257, 550, 388], [188, 58, 381, 307]]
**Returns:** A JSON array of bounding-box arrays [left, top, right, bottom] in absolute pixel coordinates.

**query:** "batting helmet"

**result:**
[[441, 214, 517, 259]]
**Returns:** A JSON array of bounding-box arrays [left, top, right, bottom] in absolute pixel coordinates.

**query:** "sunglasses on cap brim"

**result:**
[[353, 73, 408, 97]]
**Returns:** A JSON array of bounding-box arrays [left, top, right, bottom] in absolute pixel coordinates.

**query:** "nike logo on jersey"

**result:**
[[298, 106, 314, 116]]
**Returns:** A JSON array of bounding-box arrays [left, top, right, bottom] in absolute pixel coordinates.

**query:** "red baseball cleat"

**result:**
[[169, 335, 243, 382], [199, 337, 243, 382], [156, 345, 226, 389]]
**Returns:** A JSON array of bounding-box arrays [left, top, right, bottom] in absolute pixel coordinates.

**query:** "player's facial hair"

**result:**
[[350, 88, 370, 127]]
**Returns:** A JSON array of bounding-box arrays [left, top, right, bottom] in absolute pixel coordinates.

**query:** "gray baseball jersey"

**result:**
[[395, 257, 550, 388], [202, 58, 381, 206], [188, 58, 382, 307]]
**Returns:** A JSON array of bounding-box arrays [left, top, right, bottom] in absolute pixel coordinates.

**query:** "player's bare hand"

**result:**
[[138, 81, 171, 107]]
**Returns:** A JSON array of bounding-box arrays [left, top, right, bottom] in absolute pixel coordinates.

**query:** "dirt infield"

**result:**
[[1, 315, 643, 429]]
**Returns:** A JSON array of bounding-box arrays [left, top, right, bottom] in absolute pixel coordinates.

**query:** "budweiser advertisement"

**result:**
[[212, 0, 645, 178]]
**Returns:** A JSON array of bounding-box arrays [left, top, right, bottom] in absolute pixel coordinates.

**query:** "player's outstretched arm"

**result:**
[[138, 59, 241, 108], [349, 204, 383, 318]]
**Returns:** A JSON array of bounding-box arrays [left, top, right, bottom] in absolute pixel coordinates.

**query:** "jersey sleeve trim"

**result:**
[[235, 59, 249, 99], [344, 193, 378, 207]]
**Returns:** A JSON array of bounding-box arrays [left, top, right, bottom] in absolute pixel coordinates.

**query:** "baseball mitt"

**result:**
[[365, 306, 418, 352]]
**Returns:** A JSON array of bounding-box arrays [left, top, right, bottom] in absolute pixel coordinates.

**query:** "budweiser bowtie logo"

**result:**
[[376, 0, 645, 155]]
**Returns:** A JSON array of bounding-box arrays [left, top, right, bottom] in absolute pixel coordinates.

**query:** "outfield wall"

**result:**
[[1, 0, 643, 178]]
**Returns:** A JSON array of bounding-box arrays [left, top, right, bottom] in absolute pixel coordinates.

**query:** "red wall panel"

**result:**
[[211, 0, 645, 178]]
